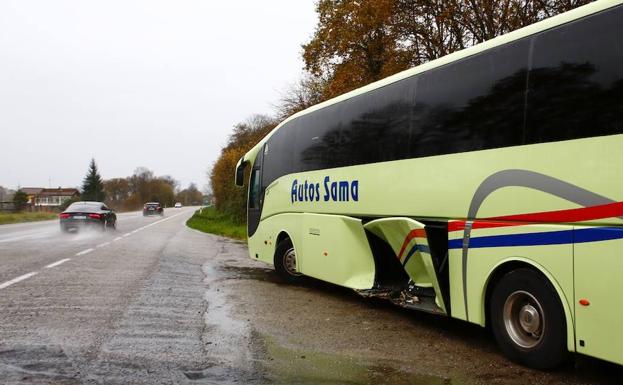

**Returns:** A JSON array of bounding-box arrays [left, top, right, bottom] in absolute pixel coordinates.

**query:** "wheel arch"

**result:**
[[482, 257, 575, 352], [275, 230, 291, 248], [274, 230, 299, 262]]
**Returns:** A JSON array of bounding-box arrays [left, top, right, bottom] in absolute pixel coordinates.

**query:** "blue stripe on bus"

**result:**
[[402, 243, 431, 266], [575, 227, 623, 243], [448, 227, 623, 249]]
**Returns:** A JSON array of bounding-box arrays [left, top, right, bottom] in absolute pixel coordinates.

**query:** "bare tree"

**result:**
[[274, 73, 328, 120]]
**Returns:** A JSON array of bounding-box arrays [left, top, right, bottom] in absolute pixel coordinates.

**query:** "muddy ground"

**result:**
[[206, 235, 623, 385]]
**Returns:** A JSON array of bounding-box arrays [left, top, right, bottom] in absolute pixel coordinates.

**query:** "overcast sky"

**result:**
[[0, 0, 317, 191]]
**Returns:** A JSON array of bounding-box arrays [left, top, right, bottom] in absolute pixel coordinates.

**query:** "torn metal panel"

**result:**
[[364, 217, 447, 314]]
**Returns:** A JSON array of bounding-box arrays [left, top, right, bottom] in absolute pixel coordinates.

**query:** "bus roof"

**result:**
[[244, 0, 622, 162]]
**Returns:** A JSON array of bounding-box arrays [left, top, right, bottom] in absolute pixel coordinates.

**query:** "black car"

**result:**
[[143, 202, 163, 216], [60, 201, 117, 232]]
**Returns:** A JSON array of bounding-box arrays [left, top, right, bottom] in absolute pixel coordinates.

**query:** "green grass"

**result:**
[[186, 207, 247, 240], [0, 211, 58, 225]]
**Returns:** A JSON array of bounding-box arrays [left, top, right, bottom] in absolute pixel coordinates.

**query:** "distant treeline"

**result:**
[[210, 0, 592, 225], [103, 167, 203, 211], [3, 160, 204, 213]]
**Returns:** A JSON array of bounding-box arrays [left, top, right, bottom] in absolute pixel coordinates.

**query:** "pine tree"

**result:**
[[81, 158, 106, 202], [12, 190, 29, 212]]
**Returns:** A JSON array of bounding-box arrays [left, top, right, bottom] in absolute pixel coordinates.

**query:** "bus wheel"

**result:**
[[274, 238, 303, 283], [490, 268, 567, 369]]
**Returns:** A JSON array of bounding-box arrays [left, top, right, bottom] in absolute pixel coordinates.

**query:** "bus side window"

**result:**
[[411, 38, 529, 158], [261, 122, 294, 188], [526, 5, 623, 143]]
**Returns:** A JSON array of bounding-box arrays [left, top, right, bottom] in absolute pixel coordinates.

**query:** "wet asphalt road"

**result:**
[[1, 208, 622, 385]]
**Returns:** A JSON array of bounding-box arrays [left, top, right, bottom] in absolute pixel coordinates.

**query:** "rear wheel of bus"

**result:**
[[490, 268, 567, 369], [274, 238, 303, 284]]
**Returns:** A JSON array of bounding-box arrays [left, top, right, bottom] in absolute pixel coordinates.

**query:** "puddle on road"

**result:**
[[261, 336, 454, 385], [58, 227, 107, 242], [213, 260, 479, 385], [219, 264, 362, 298], [0, 345, 78, 383], [219, 264, 279, 283]]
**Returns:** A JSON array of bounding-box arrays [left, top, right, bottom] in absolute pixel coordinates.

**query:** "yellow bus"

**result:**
[[235, 0, 623, 368]]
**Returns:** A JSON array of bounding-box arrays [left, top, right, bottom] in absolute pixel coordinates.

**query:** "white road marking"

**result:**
[[116, 212, 143, 218], [0, 234, 40, 244], [107, 212, 187, 243], [0, 272, 38, 290], [0, 210, 192, 293], [0, 210, 191, 292], [0, 220, 56, 229], [45, 258, 71, 269], [140, 211, 187, 230]]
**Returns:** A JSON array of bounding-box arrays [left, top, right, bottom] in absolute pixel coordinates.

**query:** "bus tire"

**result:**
[[490, 268, 567, 369], [274, 238, 303, 284]]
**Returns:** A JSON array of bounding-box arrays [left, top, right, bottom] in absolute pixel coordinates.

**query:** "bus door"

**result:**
[[247, 146, 264, 236], [574, 226, 623, 364], [364, 218, 447, 314]]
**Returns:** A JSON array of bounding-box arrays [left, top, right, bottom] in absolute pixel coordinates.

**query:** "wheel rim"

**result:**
[[503, 290, 545, 349], [283, 247, 301, 276]]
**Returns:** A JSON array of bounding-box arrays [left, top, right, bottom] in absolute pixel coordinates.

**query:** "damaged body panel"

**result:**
[[363, 218, 447, 314]]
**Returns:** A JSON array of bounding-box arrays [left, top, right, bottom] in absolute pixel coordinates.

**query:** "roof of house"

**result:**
[[38, 188, 80, 197], [20, 187, 44, 195]]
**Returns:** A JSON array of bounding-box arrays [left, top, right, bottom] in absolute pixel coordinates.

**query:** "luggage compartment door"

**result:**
[[574, 226, 623, 365], [299, 213, 376, 290]]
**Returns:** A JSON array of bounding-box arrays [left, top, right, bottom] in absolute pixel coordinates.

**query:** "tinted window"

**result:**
[[293, 102, 350, 171], [411, 39, 529, 157], [294, 77, 417, 171], [249, 169, 261, 209], [248, 147, 264, 237], [526, 6, 623, 143], [264, 39, 529, 188], [340, 78, 416, 165], [66, 203, 98, 213], [261, 123, 294, 188]]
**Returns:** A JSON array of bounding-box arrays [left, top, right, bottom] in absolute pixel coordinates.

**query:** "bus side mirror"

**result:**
[[235, 158, 246, 187]]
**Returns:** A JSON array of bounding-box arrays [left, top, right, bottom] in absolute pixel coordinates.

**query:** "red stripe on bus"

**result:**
[[448, 201, 623, 232], [397, 229, 427, 260]]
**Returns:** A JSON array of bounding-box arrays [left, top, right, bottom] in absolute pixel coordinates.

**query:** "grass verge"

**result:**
[[186, 207, 246, 240], [0, 212, 58, 225]]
